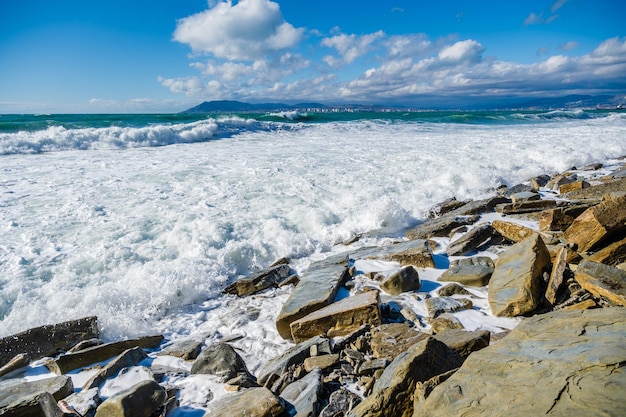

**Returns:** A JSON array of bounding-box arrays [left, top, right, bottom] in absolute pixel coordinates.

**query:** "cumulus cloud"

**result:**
[[321, 31, 384, 65], [173, 0, 303, 61]]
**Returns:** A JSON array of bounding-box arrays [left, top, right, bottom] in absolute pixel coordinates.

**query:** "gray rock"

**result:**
[[433, 329, 490, 359], [190, 343, 250, 383], [495, 199, 558, 214], [303, 354, 339, 373], [446, 224, 494, 256], [0, 376, 73, 416], [347, 337, 463, 417], [0, 354, 29, 378], [223, 264, 292, 297], [280, 369, 322, 417], [370, 323, 429, 362], [428, 313, 465, 334], [94, 380, 166, 417], [425, 296, 473, 318], [205, 387, 285, 417], [436, 283, 472, 296], [0, 317, 98, 368], [82, 347, 148, 390], [319, 388, 362, 417], [510, 191, 540, 202], [427, 197, 469, 219], [488, 234, 551, 317], [157, 339, 203, 360], [380, 266, 421, 295], [412, 368, 458, 411], [61, 388, 100, 417], [350, 239, 435, 268], [574, 260, 626, 306], [439, 256, 495, 287], [414, 308, 626, 417], [0, 391, 66, 417]]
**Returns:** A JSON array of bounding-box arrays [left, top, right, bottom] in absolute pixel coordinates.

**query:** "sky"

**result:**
[[1, 0, 625, 113]]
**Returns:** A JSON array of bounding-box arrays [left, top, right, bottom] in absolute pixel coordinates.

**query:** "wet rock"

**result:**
[[94, 380, 166, 417], [0, 316, 99, 368], [276, 256, 350, 339], [563, 192, 626, 252], [574, 260, 626, 306], [425, 297, 473, 318], [347, 337, 463, 417], [0, 376, 74, 416], [223, 264, 292, 297], [206, 387, 285, 417], [433, 329, 490, 359], [319, 388, 361, 417], [586, 236, 626, 266], [280, 369, 322, 417], [157, 339, 203, 361], [488, 234, 551, 317], [491, 220, 536, 243], [290, 291, 381, 343], [46, 335, 163, 375], [446, 224, 494, 256], [414, 308, 626, 417], [190, 342, 251, 383], [380, 266, 421, 295], [438, 257, 494, 287], [83, 346, 148, 390]]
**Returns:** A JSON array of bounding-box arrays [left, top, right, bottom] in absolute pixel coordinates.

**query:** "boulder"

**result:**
[[190, 343, 251, 382], [586, 236, 626, 266], [436, 283, 471, 296], [0, 317, 98, 368], [276, 256, 350, 339], [559, 180, 590, 194], [432, 329, 490, 359], [303, 354, 339, 373], [574, 260, 626, 306], [380, 266, 421, 295], [82, 347, 148, 390], [290, 291, 381, 343], [157, 339, 203, 360], [223, 264, 292, 297], [438, 257, 494, 287], [563, 192, 626, 252], [280, 369, 322, 417], [0, 376, 73, 416], [414, 308, 626, 417], [488, 234, 551, 317], [205, 387, 285, 417], [425, 297, 473, 318], [530, 174, 551, 190], [370, 323, 428, 362], [319, 388, 361, 417], [46, 335, 163, 375], [446, 224, 494, 256], [256, 336, 331, 387], [93, 380, 166, 417], [428, 313, 465, 334], [347, 337, 463, 417], [491, 220, 536, 243], [538, 203, 597, 232]]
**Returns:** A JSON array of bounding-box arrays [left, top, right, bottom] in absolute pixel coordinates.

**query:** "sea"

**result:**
[[1, 109, 625, 357]]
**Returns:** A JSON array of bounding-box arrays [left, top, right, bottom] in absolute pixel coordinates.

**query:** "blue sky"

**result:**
[[1, 0, 625, 113]]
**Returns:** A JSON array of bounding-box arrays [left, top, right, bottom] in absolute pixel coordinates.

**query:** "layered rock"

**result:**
[[438, 256, 494, 287], [574, 260, 626, 306]]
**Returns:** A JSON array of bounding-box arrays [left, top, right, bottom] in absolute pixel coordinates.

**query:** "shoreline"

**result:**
[[1, 154, 625, 416]]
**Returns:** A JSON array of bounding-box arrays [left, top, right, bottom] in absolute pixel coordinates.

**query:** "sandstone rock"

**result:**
[[190, 343, 250, 383], [347, 337, 463, 417], [495, 199, 557, 214], [559, 180, 590, 194], [425, 297, 473, 318], [433, 329, 490, 359], [256, 336, 331, 387], [290, 291, 381, 343], [61, 388, 100, 417], [561, 299, 597, 310], [586, 236, 626, 266], [280, 369, 322, 417], [0, 376, 73, 416], [412, 368, 458, 411], [319, 388, 361, 417], [491, 220, 536, 243], [206, 387, 285, 417], [370, 323, 428, 362], [380, 266, 421, 295], [157, 339, 202, 361], [276, 256, 350, 339], [574, 260, 626, 306], [0, 317, 98, 368], [45, 335, 162, 375], [488, 234, 551, 317], [546, 173, 577, 191], [93, 380, 166, 417], [436, 283, 471, 296], [545, 245, 568, 305], [438, 257, 494, 287], [530, 174, 550, 190], [351, 239, 435, 268], [446, 224, 494, 256], [414, 308, 626, 417], [223, 264, 292, 297], [564, 177, 626, 199], [303, 354, 339, 373], [510, 191, 540, 203], [538, 203, 597, 232], [82, 347, 148, 390], [563, 192, 626, 252], [428, 313, 465, 334], [357, 358, 388, 375]]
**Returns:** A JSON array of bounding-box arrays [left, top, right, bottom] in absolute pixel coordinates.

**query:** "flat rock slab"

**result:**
[[446, 224, 494, 256], [276, 257, 350, 340], [438, 257, 494, 287], [83, 346, 148, 390], [0, 375, 73, 411], [205, 387, 285, 417], [564, 177, 626, 199], [0, 316, 98, 368], [414, 308, 626, 417], [280, 369, 322, 417], [290, 291, 381, 343], [495, 199, 557, 215], [491, 220, 536, 243], [574, 260, 626, 306], [350, 239, 434, 268], [488, 234, 551, 317], [223, 264, 291, 297], [586, 236, 626, 266]]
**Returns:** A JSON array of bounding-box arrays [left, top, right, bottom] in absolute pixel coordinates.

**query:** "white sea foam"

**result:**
[[1, 115, 625, 350]]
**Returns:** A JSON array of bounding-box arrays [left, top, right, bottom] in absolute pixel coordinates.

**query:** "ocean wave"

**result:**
[[0, 117, 279, 155], [263, 110, 311, 121]]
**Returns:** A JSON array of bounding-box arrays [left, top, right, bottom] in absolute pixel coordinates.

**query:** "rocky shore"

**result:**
[[1, 158, 625, 417]]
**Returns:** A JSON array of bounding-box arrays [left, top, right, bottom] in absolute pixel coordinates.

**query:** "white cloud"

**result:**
[[321, 31, 384, 65], [173, 0, 303, 61], [524, 12, 544, 26], [551, 0, 569, 13], [558, 41, 579, 51], [438, 40, 484, 64]]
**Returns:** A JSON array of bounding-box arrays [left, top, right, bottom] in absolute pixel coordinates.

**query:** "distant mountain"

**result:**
[[183, 100, 326, 113], [514, 94, 625, 110]]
